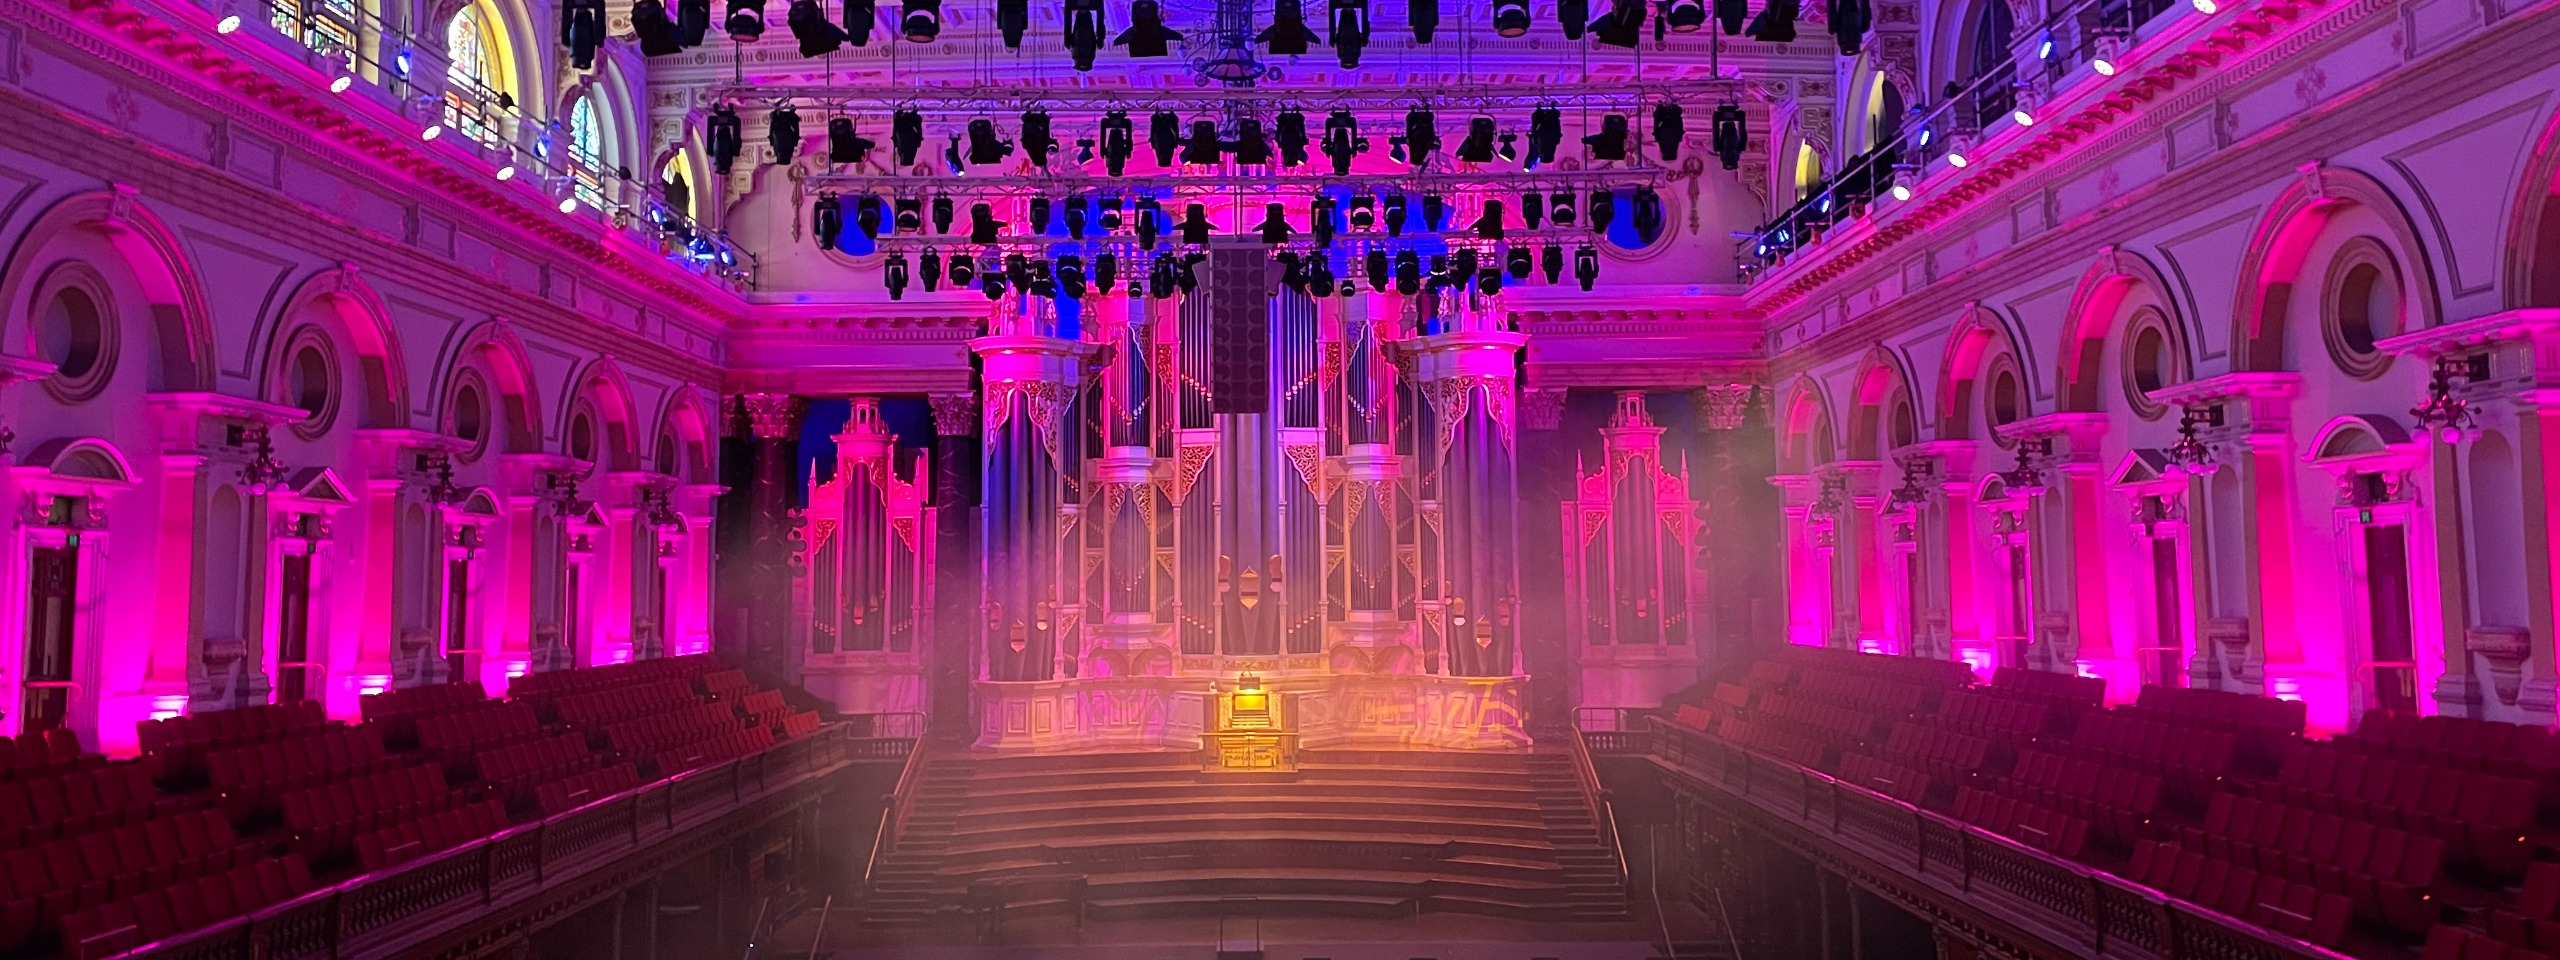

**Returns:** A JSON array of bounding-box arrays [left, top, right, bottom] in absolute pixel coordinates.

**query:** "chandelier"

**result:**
[[2165, 404, 2220, 476], [2411, 355, 2482, 444], [239, 426, 290, 492]]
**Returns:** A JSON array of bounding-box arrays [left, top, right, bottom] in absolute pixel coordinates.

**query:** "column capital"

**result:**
[[1401, 331, 1528, 383], [736, 394, 806, 441], [970, 334, 1096, 386], [1520, 387, 1567, 431], [1695, 383, 1762, 430], [928, 392, 981, 436]]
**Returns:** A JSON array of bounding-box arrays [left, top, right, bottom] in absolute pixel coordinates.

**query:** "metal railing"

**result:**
[[1634, 717, 2357, 960], [862, 735, 932, 891], [105, 725, 889, 960], [1564, 719, 1632, 891]]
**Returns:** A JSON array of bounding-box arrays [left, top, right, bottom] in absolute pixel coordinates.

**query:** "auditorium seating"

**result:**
[[416, 700, 543, 774], [655, 725, 774, 776], [2260, 743, 2538, 876], [281, 765, 464, 864], [0, 765, 182, 846], [2347, 710, 2560, 813], [478, 733, 605, 807], [2428, 924, 2556, 960], [1836, 751, 1931, 806], [2124, 685, 2306, 772], [1988, 667, 2104, 711], [53, 855, 315, 960], [533, 763, 641, 816], [2000, 750, 2160, 847], [1954, 786, 2089, 859], [2070, 711, 2235, 806], [137, 701, 326, 783], [359, 683, 487, 749], [2172, 792, 2442, 934], [2128, 838, 2353, 947], [206, 725, 396, 822], [2491, 863, 2560, 954], [353, 800, 508, 872]]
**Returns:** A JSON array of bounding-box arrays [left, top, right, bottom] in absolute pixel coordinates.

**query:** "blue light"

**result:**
[[394, 49, 412, 76], [1917, 127, 1933, 147], [2037, 32, 2056, 58], [1817, 196, 1832, 214], [1755, 242, 1769, 257]]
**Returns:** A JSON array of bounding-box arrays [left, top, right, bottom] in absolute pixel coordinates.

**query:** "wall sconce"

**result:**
[[1809, 474, 1847, 518], [2166, 404, 2221, 476], [422, 452, 464, 505], [542, 471, 592, 518], [239, 426, 289, 492], [1885, 459, 1931, 516], [641, 486, 684, 529], [1999, 438, 2052, 498], [2411, 355, 2485, 444]]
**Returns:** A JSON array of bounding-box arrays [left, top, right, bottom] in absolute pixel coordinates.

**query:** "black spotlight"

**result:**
[[982, 271, 1006, 300], [1099, 198, 1125, 231], [767, 106, 802, 164], [1262, 0, 1319, 53], [1574, 242, 1599, 291], [828, 116, 874, 163], [1492, 0, 1530, 35], [899, 0, 938, 40], [1652, 102, 1685, 161], [920, 247, 941, 290], [1520, 191, 1543, 228], [1410, 0, 1438, 41], [1148, 110, 1182, 165], [673, 0, 712, 44], [1021, 110, 1057, 167], [1134, 196, 1162, 248], [812, 194, 842, 250], [1559, 0, 1587, 37], [892, 107, 923, 165], [1322, 110, 1361, 175], [948, 252, 975, 286], [1745, 0, 1796, 42], [1064, 197, 1089, 237], [725, 0, 765, 41], [1666, 0, 1703, 31], [1475, 267, 1501, 296], [1393, 250, 1422, 294], [1711, 103, 1747, 170], [1541, 241, 1564, 282], [1117, 0, 1183, 56], [1064, 0, 1105, 69], [630, 0, 678, 55], [1456, 116, 1498, 163], [996, 0, 1026, 46], [943, 133, 965, 172], [1330, 0, 1370, 68], [1179, 204, 1214, 245], [1183, 120, 1224, 165], [1058, 255, 1087, 298], [1383, 194, 1409, 236], [1149, 257, 1176, 298], [970, 203, 1000, 243], [1256, 204, 1294, 244], [1526, 106, 1562, 166], [1828, 0, 1869, 54], [1365, 248, 1390, 291], [884, 253, 909, 299], [1550, 190, 1575, 226], [845, 0, 874, 43], [1306, 253, 1335, 294], [1310, 196, 1336, 247], [1587, 0, 1641, 47], [707, 104, 743, 173], [1583, 113, 1630, 160], [1630, 187, 1662, 242], [1094, 251, 1118, 292], [895, 196, 922, 232], [1026, 196, 1051, 233], [1507, 246, 1533, 279], [1404, 108, 1440, 167], [1177, 253, 1203, 292], [930, 195, 952, 232], [1276, 110, 1311, 166], [1348, 195, 1375, 229], [1100, 110, 1135, 175], [855, 194, 883, 237], [1421, 192, 1446, 231], [1233, 117, 1272, 164], [1471, 199, 1505, 240], [967, 118, 1015, 165], [1588, 188, 1615, 234], [787, 0, 847, 53]]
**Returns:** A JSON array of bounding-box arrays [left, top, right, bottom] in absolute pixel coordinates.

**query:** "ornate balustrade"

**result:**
[[118, 726, 903, 960], [1624, 716, 2355, 960]]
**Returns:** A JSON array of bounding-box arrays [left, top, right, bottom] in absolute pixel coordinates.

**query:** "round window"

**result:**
[[1989, 369, 2021, 428], [569, 411, 596, 463], [2121, 317, 2176, 422], [656, 432, 679, 477], [449, 379, 488, 460], [286, 341, 337, 435], [2323, 238, 2402, 379], [35, 283, 114, 402]]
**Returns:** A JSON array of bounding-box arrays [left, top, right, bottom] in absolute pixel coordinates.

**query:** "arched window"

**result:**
[[1794, 143, 1823, 201], [659, 156, 695, 221], [568, 97, 606, 207], [270, 0, 358, 64], [1967, 0, 2016, 129], [443, 7, 504, 147]]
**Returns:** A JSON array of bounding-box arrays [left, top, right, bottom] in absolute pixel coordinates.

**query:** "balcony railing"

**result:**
[[1615, 716, 2356, 960], [109, 725, 907, 960]]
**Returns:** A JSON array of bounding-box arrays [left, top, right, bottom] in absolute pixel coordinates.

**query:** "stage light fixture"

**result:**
[[1065, 197, 1089, 237], [1348, 195, 1375, 229], [1260, 0, 1319, 52], [1022, 110, 1057, 166], [1421, 193, 1446, 232], [216, 12, 243, 32], [1278, 253, 1309, 294], [1475, 267, 1500, 296], [970, 203, 999, 243], [1830, 0, 1868, 53], [1630, 187, 1662, 242], [1383, 194, 1409, 237], [631, 0, 678, 52], [1456, 116, 1498, 163], [1542, 241, 1564, 283], [1560, 0, 1588, 38], [421, 123, 444, 141], [897, 197, 922, 232], [1388, 137, 1407, 163], [563, 0, 608, 66], [1100, 110, 1135, 175], [855, 194, 884, 237], [1393, 250, 1422, 294], [1711, 102, 1747, 170], [1233, 117, 1273, 165], [1177, 253, 1202, 292], [1450, 248, 1477, 283], [1550, 190, 1575, 226], [1506, 247, 1533, 279], [1587, 0, 1642, 47], [997, 0, 1027, 46], [1498, 133, 1518, 162], [1410, 0, 1439, 41], [787, 0, 847, 53], [1149, 110, 1182, 166], [844, 0, 874, 44], [920, 247, 942, 291], [1520, 191, 1542, 228], [1065, 0, 1105, 68], [1076, 138, 1097, 163], [931, 196, 956, 233], [1100, 198, 1125, 231], [1331, 0, 1371, 68], [1322, 110, 1361, 175], [949, 252, 975, 285], [943, 134, 964, 173], [966, 119, 1015, 165], [1713, 0, 1742, 32], [1366, 249, 1390, 290], [1471, 200, 1504, 240], [1310, 196, 1337, 247], [1583, 113, 1630, 161], [815, 196, 844, 250], [1149, 257, 1176, 298], [495, 164, 517, 181], [557, 197, 579, 214], [1588, 188, 1614, 234], [1745, 0, 1795, 41], [892, 108, 923, 165], [675, 0, 711, 44], [2011, 104, 2037, 127], [899, 0, 938, 40], [884, 253, 909, 299], [1135, 196, 1163, 248], [1027, 196, 1051, 233], [1117, 0, 1183, 56], [1527, 106, 1562, 166], [2191, 0, 2216, 12], [1404, 108, 1439, 167], [1574, 243, 1599, 291], [707, 104, 743, 173], [1493, 0, 1530, 36], [2035, 29, 2055, 59], [725, 0, 765, 40], [1184, 120, 1224, 165], [1094, 251, 1118, 292], [829, 117, 875, 164], [768, 106, 802, 164], [1179, 204, 1215, 246], [1652, 102, 1685, 161], [1885, 163, 1916, 202], [982, 271, 1006, 300], [1275, 111, 1311, 166], [1666, 0, 1703, 31], [1306, 254, 1335, 295], [1029, 258, 1058, 298]]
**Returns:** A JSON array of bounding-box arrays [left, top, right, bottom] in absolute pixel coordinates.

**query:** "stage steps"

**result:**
[[858, 746, 1628, 925]]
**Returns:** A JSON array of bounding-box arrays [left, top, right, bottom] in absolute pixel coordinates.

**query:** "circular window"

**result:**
[[33, 278, 116, 403], [568, 410, 596, 463], [1989, 369, 2022, 428], [656, 432, 680, 478], [447, 375, 489, 461], [278, 332, 340, 438], [2323, 237, 2402, 380], [2120, 310, 2179, 422], [1890, 401, 1917, 449]]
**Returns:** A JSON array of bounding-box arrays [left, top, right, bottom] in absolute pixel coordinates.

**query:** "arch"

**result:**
[[17, 437, 138, 485], [563, 357, 641, 471], [2056, 248, 2190, 412], [1934, 304, 2030, 441], [2305, 414, 2414, 464], [651, 386, 717, 483], [440, 320, 543, 456], [1846, 347, 1921, 460], [2505, 103, 2560, 309], [0, 190, 214, 392], [2228, 165, 2443, 372], [435, 0, 538, 147], [1779, 377, 1839, 474], [260, 267, 409, 432]]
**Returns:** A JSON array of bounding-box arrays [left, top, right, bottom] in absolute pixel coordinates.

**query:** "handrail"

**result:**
[[1638, 716, 2360, 960], [106, 725, 898, 960], [1564, 725, 1631, 890], [862, 735, 932, 891]]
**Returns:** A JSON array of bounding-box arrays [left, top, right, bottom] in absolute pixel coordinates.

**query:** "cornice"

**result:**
[[28, 0, 747, 330]]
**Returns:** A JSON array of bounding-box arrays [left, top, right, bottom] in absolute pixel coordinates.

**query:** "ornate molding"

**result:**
[[738, 394, 806, 441], [928, 392, 980, 436]]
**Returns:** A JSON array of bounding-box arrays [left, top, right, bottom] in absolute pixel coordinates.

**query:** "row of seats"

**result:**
[[774, 711, 822, 739], [2179, 793, 2442, 934], [2128, 839, 2351, 947], [656, 726, 775, 776], [2259, 744, 2537, 875], [2492, 863, 2560, 956], [360, 683, 488, 748], [56, 856, 315, 960], [1933, 688, 2052, 742], [1878, 721, 1994, 789], [354, 801, 508, 873], [2349, 710, 2560, 796], [0, 809, 255, 948], [208, 725, 397, 822], [1988, 667, 2104, 710], [136, 701, 327, 783], [2125, 685, 2305, 769], [2428, 925, 2556, 960], [2001, 751, 2160, 848], [1837, 751, 1930, 806], [1715, 718, 1828, 770], [2070, 712, 2234, 804], [553, 678, 701, 729], [533, 763, 641, 817], [603, 701, 738, 757], [1755, 693, 1880, 746], [508, 654, 717, 701], [281, 765, 462, 864], [0, 731, 93, 782], [702, 669, 753, 701], [1793, 672, 1935, 717], [416, 700, 541, 769], [0, 765, 181, 847], [1953, 786, 2089, 860], [479, 733, 607, 805]]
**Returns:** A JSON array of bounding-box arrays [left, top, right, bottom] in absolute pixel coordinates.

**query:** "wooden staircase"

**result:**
[[860, 747, 1629, 925]]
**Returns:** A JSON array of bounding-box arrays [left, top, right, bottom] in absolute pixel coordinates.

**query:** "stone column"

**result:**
[[728, 394, 805, 679], [1517, 386, 1569, 729], [927, 392, 979, 740]]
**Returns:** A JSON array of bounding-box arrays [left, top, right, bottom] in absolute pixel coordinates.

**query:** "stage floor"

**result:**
[[785, 906, 1715, 960]]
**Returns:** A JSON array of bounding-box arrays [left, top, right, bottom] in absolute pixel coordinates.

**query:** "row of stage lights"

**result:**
[[864, 240, 1607, 300], [706, 102, 1752, 176], [814, 190, 1664, 248], [595, 0, 1874, 69]]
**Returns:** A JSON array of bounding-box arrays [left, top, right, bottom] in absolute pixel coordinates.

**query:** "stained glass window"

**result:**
[[442, 8, 503, 147], [569, 97, 606, 207]]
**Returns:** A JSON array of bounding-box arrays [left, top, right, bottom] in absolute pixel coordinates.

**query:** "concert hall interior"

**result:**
[[0, 0, 2553, 952]]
